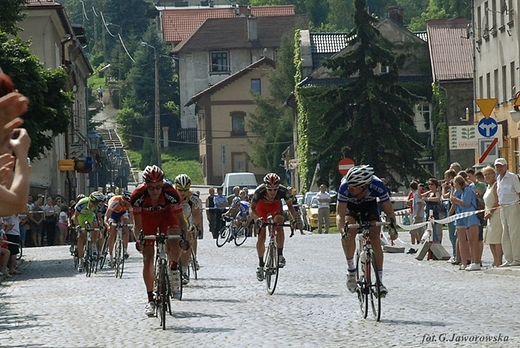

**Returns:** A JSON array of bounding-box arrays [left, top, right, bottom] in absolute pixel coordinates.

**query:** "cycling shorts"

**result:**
[[77, 212, 97, 228], [346, 200, 380, 222], [255, 200, 283, 221], [107, 211, 129, 223]]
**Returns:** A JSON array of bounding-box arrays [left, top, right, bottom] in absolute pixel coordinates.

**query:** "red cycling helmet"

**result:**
[[143, 165, 164, 183], [263, 173, 280, 187]]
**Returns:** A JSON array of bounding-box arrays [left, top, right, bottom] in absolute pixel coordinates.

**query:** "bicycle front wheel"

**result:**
[[115, 238, 124, 278], [234, 225, 248, 246], [356, 251, 369, 319], [85, 241, 93, 278], [216, 226, 229, 247], [369, 250, 382, 322], [158, 263, 168, 330], [190, 248, 198, 280], [264, 241, 279, 295], [98, 236, 109, 270]]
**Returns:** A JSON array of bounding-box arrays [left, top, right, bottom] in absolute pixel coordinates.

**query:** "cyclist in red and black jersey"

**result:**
[[250, 173, 298, 281], [130, 165, 188, 317]]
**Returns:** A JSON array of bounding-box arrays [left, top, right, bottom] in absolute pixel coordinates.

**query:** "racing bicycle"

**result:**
[[216, 215, 248, 247], [142, 229, 186, 330], [258, 216, 292, 295], [114, 223, 132, 278], [343, 220, 389, 322]]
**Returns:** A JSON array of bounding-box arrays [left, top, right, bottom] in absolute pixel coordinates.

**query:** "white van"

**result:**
[[222, 172, 258, 196]]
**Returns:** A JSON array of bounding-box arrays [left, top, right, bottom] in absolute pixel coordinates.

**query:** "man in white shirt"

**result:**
[[494, 158, 520, 267], [316, 184, 331, 234]]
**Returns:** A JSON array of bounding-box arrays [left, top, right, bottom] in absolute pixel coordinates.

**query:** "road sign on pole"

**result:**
[[478, 137, 499, 164], [477, 117, 498, 138], [338, 158, 355, 176], [476, 98, 497, 119]]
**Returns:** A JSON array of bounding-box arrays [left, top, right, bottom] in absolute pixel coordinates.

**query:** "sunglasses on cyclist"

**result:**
[[147, 185, 162, 191], [177, 188, 189, 192], [266, 187, 278, 191]]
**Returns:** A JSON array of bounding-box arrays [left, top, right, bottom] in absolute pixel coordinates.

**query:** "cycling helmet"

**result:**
[[174, 174, 191, 190], [121, 191, 131, 201], [263, 173, 280, 187], [344, 165, 374, 187], [76, 193, 86, 201], [143, 165, 164, 183], [89, 191, 105, 204]]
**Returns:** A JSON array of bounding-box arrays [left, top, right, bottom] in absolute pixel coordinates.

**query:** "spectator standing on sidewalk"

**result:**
[[0, 222, 11, 277], [316, 184, 331, 234], [214, 187, 228, 233], [442, 169, 458, 263], [29, 195, 43, 247], [408, 181, 425, 253], [494, 158, 520, 267], [206, 187, 217, 239], [42, 196, 56, 246], [3, 214, 20, 274], [482, 166, 503, 267]]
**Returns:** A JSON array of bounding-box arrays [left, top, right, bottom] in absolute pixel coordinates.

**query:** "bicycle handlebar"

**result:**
[[142, 234, 182, 240], [343, 221, 390, 232]]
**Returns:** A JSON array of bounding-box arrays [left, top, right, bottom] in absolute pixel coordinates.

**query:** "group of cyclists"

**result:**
[[68, 163, 398, 316]]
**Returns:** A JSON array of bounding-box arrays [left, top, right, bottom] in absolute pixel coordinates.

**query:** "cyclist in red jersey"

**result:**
[[250, 173, 298, 281], [130, 165, 188, 317]]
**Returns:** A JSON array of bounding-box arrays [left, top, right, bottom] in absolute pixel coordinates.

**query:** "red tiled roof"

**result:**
[[427, 18, 473, 82], [173, 15, 308, 53], [162, 5, 296, 44]]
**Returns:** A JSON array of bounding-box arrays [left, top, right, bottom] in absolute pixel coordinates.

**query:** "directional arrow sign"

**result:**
[[478, 117, 498, 137]]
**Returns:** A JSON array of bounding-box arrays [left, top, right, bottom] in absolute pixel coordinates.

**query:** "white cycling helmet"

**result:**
[[344, 165, 374, 187]]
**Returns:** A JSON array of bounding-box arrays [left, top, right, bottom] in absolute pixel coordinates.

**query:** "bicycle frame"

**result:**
[[343, 220, 388, 321]]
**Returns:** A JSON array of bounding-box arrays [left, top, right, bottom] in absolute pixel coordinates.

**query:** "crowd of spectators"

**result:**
[[404, 158, 520, 270]]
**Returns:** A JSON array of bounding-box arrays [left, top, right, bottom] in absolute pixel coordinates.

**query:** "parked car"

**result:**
[[302, 191, 337, 231]]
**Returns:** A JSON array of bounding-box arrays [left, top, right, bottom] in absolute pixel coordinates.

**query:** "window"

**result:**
[[380, 65, 390, 74], [251, 79, 261, 94], [414, 103, 431, 132], [502, 65, 507, 103], [230, 111, 246, 135], [511, 61, 516, 100], [210, 52, 229, 73]]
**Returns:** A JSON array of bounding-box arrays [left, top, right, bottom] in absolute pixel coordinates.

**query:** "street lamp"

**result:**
[[141, 41, 161, 167]]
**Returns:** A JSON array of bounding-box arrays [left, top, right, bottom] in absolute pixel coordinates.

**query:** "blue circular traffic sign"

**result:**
[[478, 118, 498, 138]]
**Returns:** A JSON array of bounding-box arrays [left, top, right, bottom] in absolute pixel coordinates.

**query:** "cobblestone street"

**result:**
[[1, 226, 519, 347]]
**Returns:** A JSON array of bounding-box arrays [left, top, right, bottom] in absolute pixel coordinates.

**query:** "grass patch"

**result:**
[[126, 146, 204, 184], [88, 75, 105, 89]]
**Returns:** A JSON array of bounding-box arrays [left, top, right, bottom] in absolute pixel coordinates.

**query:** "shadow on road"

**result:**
[[381, 318, 447, 327]]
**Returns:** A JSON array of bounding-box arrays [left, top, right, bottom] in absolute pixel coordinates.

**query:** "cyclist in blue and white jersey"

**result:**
[[336, 165, 398, 297]]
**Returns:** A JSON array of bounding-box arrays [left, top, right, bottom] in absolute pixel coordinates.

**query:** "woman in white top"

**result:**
[[482, 166, 503, 267]]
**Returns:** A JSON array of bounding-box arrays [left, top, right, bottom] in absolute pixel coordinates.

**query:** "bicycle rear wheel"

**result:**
[[369, 250, 382, 322], [356, 251, 369, 319], [265, 241, 279, 295], [234, 225, 248, 246], [216, 226, 230, 247], [190, 248, 198, 280]]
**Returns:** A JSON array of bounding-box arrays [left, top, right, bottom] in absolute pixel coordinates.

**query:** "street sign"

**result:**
[[338, 158, 355, 176], [477, 117, 498, 138], [476, 98, 497, 118], [478, 138, 499, 164], [514, 93, 520, 107]]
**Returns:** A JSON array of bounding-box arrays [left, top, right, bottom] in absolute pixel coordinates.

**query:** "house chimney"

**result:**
[[247, 15, 258, 41], [387, 6, 404, 25]]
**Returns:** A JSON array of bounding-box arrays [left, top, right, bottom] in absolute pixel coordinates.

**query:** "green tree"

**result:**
[[249, 33, 296, 178], [0, 34, 72, 159], [306, 0, 329, 27], [139, 133, 158, 168], [327, 0, 355, 31], [408, 0, 471, 31], [0, 0, 27, 35], [122, 24, 179, 149], [304, 0, 427, 186]]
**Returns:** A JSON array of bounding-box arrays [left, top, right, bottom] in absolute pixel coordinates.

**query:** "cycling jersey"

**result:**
[[180, 189, 202, 226], [337, 175, 390, 221], [106, 195, 131, 222], [251, 184, 292, 220], [237, 201, 250, 218], [130, 181, 183, 243], [74, 197, 99, 228]]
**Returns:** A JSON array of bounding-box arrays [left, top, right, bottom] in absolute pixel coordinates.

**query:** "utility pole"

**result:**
[[154, 47, 161, 167]]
